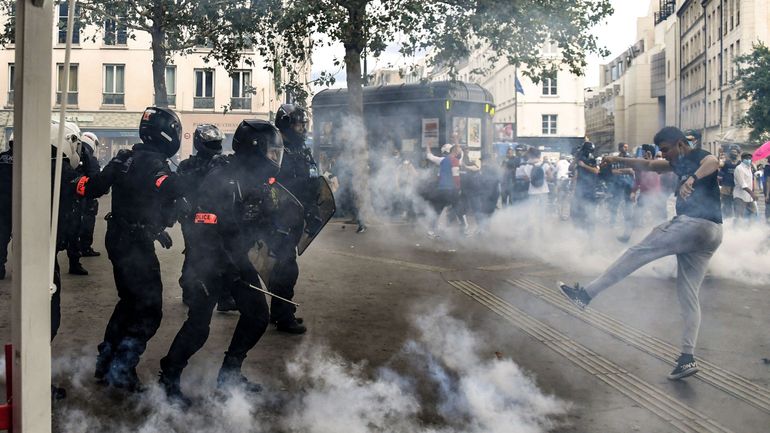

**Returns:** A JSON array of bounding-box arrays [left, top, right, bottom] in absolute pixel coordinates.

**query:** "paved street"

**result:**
[[0, 197, 769, 432]]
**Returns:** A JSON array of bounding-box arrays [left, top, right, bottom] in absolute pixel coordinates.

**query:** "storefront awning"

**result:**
[[88, 129, 139, 138]]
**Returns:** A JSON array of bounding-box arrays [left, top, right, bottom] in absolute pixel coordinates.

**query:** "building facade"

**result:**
[[584, 12, 662, 153], [585, 0, 768, 156], [428, 44, 586, 155], [671, 0, 767, 153], [0, 5, 309, 162]]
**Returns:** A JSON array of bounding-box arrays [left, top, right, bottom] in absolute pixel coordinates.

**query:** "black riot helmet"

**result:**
[[274, 104, 309, 146], [581, 141, 596, 156], [193, 124, 224, 157], [139, 106, 182, 157], [232, 119, 284, 177]]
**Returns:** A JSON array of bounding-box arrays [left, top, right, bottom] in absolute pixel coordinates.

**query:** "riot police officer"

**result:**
[[0, 128, 79, 399], [65, 131, 100, 275], [78, 132, 102, 257], [75, 107, 185, 392], [159, 120, 289, 406], [272, 104, 316, 334], [572, 141, 600, 229], [0, 135, 12, 280], [177, 124, 237, 312]]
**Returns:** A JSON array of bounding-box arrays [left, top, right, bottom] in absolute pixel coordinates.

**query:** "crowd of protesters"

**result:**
[[320, 132, 770, 238]]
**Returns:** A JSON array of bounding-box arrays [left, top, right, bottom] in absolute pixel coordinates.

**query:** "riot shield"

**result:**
[[247, 181, 304, 287], [297, 176, 336, 255]]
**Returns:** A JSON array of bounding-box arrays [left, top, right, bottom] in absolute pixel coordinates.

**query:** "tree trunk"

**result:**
[[342, 2, 372, 224], [150, 7, 168, 108]]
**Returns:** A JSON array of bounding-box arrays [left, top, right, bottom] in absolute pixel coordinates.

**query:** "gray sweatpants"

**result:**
[[584, 215, 723, 355]]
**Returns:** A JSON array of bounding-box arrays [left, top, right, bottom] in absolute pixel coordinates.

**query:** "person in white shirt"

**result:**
[[515, 148, 551, 227], [554, 156, 571, 220], [732, 152, 756, 219]]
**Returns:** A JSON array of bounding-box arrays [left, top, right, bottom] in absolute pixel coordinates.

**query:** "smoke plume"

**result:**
[[51, 306, 566, 433]]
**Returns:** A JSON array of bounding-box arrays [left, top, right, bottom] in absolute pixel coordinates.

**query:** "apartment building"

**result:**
[[673, 0, 768, 152], [0, 2, 309, 161], [430, 42, 586, 154], [584, 12, 661, 152]]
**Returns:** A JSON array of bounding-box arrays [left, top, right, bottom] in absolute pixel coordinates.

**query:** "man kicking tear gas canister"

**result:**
[[559, 126, 723, 381]]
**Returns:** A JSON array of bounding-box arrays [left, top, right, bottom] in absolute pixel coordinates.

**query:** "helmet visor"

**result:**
[[199, 126, 225, 142], [266, 141, 284, 168]]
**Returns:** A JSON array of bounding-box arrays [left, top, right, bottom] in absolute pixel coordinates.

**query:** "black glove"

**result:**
[[156, 230, 173, 249], [175, 197, 192, 220]]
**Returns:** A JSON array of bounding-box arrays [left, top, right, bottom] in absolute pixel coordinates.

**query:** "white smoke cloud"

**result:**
[[51, 306, 566, 433], [707, 221, 770, 285]]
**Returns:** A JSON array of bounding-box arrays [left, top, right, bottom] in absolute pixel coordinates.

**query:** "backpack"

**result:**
[[530, 163, 545, 188]]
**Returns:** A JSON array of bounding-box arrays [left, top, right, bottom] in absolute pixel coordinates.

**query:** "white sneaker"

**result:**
[[427, 231, 439, 239]]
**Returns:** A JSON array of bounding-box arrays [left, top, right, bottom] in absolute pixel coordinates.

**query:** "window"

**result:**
[[541, 40, 558, 55], [56, 63, 78, 105], [542, 72, 557, 96], [103, 64, 125, 105], [6, 4, 15, 45], [7, 64, 13, 106], [57, 2, 81, 45], [164, 66, 176, 106], [230, 70, 252, 110], [194, 69, 214, 109], [104, 18, 127, 45], [542, 115, 557, 135]]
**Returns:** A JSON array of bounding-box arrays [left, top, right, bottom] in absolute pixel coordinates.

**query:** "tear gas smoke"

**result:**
[[324, 131, 769, 286], [52, 306, 566, 433]]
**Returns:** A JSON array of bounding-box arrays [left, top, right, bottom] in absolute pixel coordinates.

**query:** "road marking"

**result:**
[[321, 249, 451, 273], [476, 261, 536, 271], [449, 280, 734, 433], [507, 278, 770, 415]]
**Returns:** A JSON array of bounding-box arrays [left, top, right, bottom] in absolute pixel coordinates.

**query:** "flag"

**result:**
[[515, 75, 525, 95]]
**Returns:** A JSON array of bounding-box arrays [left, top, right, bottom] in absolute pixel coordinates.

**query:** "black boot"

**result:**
[[94, 342, 113, 384], [51, 385, 67, 401], [159, 370, 192, 408], [0, 265, 5, 280], [68, 262, 88, 276], [216, 295, 238, 312], [217, 355, 262, 394], [81, 247, 101, 257], [107, 365, 145, 393], [276, 318, 307, 335]]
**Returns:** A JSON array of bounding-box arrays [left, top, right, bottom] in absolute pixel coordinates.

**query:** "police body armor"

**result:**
[[243, 180, 304, 287], [277, 144, 336, 256]]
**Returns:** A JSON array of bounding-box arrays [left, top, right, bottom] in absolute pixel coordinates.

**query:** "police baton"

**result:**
[[247, 283, 300, 307]]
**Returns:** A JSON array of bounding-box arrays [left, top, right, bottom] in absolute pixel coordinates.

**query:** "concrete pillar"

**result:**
[[12, 0, 54, 432]]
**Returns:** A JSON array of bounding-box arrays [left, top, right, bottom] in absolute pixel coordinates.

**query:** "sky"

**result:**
[[310, 0, 653, 90]]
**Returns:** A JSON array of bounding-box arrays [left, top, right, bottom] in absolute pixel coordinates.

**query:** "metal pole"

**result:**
[[12, 1, 54, 432], [247, 283, 300, 307], [50, 0, 76, 292], [514, 66, 518, 141]]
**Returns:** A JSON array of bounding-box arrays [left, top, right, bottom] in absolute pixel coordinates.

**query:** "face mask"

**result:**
[[688, 140, 695, 148], [743, 159, 752, 166]]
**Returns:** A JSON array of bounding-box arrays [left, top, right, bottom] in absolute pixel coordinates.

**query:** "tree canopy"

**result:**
[[267, 0, 613, 221], [736, 42, 770, 142]]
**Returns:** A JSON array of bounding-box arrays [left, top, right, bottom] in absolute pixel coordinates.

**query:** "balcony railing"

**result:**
[[655, 0, 676, 25], [193, 97, 214, 109], [55, 92, 78, 106], [102, 93, 125, 105], [230, 97, 251, 110]]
